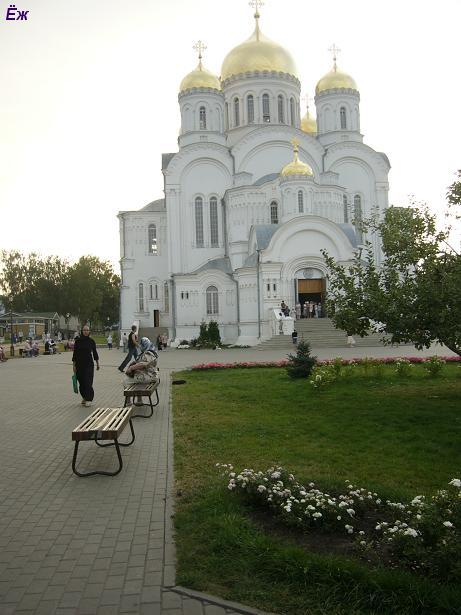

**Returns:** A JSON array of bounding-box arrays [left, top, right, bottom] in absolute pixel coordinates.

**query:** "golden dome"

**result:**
[[315, 65, 357, 95], [180, 60, 221, 93], [301, 110, 317, 134], [281, 138, 313, 177], [221, 16, 297, 81]]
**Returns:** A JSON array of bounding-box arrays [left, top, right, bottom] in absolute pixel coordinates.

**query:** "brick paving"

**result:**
[[0, 349, 279, 615], [0, 343, 454, 614]]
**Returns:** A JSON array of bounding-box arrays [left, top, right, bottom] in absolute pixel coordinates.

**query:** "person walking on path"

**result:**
[[122, 332, 128, 353], [118, 325, 139, 372], [107, 333, 113, 349], [72, 324, 100, 407]]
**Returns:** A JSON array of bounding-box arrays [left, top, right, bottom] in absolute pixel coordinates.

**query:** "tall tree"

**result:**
[[65, 256, 120, 326], [323, 204, 461, 356], [0, 251, 120, 326]]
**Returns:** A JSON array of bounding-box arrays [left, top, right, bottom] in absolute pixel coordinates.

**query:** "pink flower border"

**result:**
[[191, 356, 461, 371]]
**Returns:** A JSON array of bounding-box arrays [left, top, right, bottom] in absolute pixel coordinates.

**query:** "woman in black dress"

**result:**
[[72, 325, 100, 406]]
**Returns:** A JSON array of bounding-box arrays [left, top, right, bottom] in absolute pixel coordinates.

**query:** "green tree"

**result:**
[[447, 169, 461, 217], [286, 341, 317, 379], [323, 204, 461, 356], [207, 321, 221, 346], [0, 251, 120, 326], [0, 250, 69, 312], [65, 256, 120, 326]]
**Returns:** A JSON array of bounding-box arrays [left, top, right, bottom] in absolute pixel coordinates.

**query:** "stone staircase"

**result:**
[[257, 318, 391, 350]]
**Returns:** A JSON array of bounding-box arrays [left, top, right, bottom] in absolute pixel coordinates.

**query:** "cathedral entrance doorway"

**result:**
[[294, 268, 326, 318]]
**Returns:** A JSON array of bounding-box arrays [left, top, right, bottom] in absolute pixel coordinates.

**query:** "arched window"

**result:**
[[262, 94, 270, 122], [148, 224, 158, 254], [138, 283, 144, 312], [270, 201, 279, 224], [164, 282, 169, 313], [340, 106, 347, 130], [247, 95, 254, 124], [234, 98, 240, 127], [277, 95, 284, 123], [199, 106, 206, 130], [195, 197, 204, 247], [206, 285, 219, 315], [209, 197, 219, 247], [343, 194, 349, 223], [298, 190, 304, 213], [354, 194, 363, 243], [290, 97, 295, 126]]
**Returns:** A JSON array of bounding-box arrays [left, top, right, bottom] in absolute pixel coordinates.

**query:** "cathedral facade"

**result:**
[[118, 9, 390, 345]]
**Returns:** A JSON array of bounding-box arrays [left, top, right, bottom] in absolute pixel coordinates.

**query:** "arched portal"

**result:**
[[294, 268, 326, 318]]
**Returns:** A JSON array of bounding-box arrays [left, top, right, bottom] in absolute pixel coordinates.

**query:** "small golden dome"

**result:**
[[180, 60, 221, 93], [315, 65, 357, 95], [221, 15, 297, 81], [281, 138, 313, 177], [301, 110, 317, 134]]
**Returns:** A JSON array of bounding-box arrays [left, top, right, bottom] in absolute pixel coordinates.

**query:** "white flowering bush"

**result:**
[[309, 365, 337, 389], [423, 355, 446, 377], [394, 357, 414, 377], [217, 464, 461, 580]]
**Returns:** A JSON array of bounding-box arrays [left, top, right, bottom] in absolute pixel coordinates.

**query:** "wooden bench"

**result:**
[[123, 380, 160, 418], [72, 406, 135, 477]]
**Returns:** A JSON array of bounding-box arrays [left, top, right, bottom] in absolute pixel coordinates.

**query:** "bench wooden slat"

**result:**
[[72, 407, 133, 441], [124, 382, 158, 395]]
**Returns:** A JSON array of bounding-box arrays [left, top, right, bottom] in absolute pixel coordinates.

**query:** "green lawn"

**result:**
[[172, 365, 461, 614]]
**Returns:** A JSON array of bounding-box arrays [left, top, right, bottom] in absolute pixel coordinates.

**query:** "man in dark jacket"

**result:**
[[118, 325, 139, 372]]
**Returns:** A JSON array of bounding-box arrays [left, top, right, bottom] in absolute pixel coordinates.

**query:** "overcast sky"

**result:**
[[1, 0, 460, 267]]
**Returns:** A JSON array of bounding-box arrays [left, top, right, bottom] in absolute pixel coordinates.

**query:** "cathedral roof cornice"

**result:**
[[178, 87, 224, 101], [221, 70, 300, 89], [315, 88, 360, 101], [231, 125, 324, 158], [325, 141, 391, 173], [164, 141, 233, 177]]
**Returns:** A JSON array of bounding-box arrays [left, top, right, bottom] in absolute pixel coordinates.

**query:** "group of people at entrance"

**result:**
[[296, 301, 323, 319], [280, 300, 324, 319]]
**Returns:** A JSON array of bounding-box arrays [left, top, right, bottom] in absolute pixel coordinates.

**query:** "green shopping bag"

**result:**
[[72, 373, 79, 394]]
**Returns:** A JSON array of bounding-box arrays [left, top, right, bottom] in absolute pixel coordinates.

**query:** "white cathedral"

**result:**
[[118, 6, 390, 345]]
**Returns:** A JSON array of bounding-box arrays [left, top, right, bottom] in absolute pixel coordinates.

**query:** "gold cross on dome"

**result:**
[[193, 40, 207, 60], [302, 93, 312, 111], [291, 137, 300, 153], [328, 43, 341, 69], [249, 0, 264, 17]]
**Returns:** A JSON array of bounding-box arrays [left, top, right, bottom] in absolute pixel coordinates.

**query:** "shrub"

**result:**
[[332, 356, 344, 378], [197, 322, 208, 346], [309, 365, 337, 389], [207, 320, 221, 346], [395, 358, 413, 377], [286, 341, 317, 379], [197, 321, 221, 348], [423, 355, 446, 377]]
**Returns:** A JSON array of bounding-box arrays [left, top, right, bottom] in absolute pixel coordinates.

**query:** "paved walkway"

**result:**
[[0, 344, 456, 614]]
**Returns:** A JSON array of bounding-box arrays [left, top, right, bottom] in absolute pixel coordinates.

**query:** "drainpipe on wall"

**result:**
[[171, 276, 177, 341], [118, 214, 125, 335], [256, 249, 262, 339]]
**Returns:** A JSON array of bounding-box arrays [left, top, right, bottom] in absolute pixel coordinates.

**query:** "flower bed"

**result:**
[[217, 464, 461, 581], [191, 360, 290, 370], [191, 356, 460, 371]]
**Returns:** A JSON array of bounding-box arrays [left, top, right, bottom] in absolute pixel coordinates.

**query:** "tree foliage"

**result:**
[[286, 341, 317, 379], [447, 169, 461, 218], [323, 203, 461, 356], [0, 250, 120, 327]]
